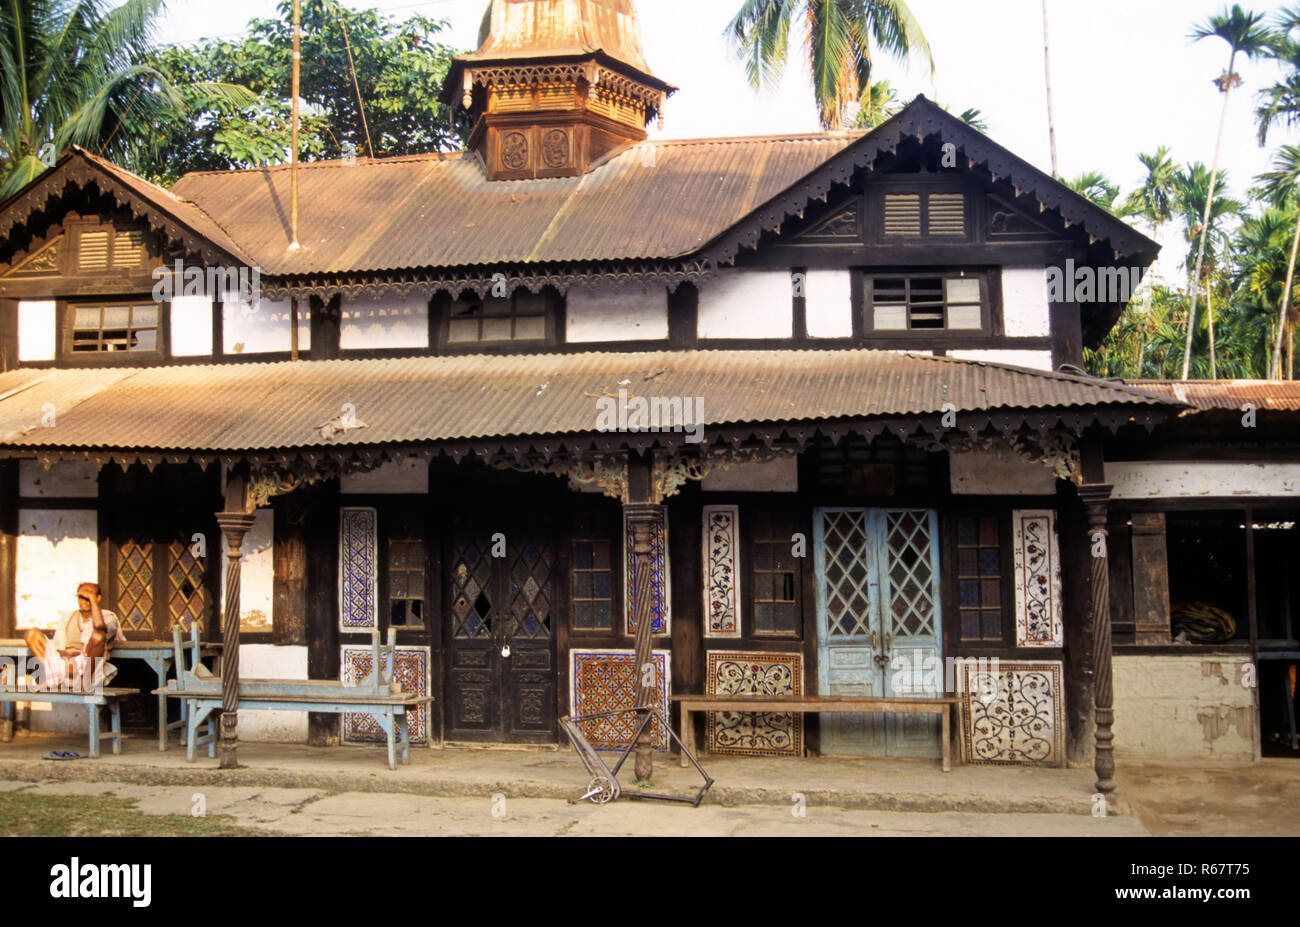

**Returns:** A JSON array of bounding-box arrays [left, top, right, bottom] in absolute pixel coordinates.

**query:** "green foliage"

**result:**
[[0, 0, 248, 197], [134, 0, 464, 183], [728, 0, 934, 130]]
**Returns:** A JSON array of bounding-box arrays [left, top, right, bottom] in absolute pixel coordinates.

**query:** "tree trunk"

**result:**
[[1182, 58, 1236, 380], [1273, 210, 1300, 379], [1207, 280, 1217, 380]]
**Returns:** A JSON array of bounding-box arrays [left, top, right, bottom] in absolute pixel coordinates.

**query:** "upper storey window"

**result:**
[[863, 273, 988, 334], [444, 292, 550, 346], [68, 302, 160, 354]]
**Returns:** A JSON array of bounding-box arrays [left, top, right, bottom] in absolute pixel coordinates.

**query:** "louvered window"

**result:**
[[882, 191, 968, 239], [78, 232, 110, 271], [74, 225, 150, 273], [864, 273, 987, 332]]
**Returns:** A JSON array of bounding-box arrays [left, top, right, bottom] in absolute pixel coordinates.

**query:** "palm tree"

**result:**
[[1124, 147, 1180, 239], [0, 0, 252, 197], [1255, 5, 1300, 144], [728, 0, 934, 130], [1257, 145, 1300, 377], [852, 79, 902, 129], [1181, 5, 1272, 380], [1066, 171, 1124, 213], [1176, 163, 1245, 378]]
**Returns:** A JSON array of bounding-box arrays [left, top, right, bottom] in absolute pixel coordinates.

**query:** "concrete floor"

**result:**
[[1, 729, 1296, 835]]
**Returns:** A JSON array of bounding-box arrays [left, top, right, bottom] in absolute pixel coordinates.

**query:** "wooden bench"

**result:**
[[157, 627, 432, 770], [672, 695, 963, 772], [0, 686, 140, 757], [0, 636, 220, 751]]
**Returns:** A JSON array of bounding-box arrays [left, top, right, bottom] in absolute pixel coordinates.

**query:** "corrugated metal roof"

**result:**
[[0, 351, 1177, 453], [168, 134, 858, 275], [1130, 380, 1300, 412]]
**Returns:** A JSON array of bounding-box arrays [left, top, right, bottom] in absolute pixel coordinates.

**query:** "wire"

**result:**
[[335, 6, 375, 158]]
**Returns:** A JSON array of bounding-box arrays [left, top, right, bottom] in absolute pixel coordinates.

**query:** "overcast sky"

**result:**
[[153, 0, 1299, 278]]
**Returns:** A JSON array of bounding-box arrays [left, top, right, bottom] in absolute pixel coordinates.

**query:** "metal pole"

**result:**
[[289, 0, 301, 250]]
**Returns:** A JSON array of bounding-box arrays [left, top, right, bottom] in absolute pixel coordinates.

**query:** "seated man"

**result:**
[[23, 583, 121, 690]]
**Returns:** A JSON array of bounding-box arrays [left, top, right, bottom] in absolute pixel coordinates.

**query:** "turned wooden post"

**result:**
[[216, 465, 254, 769], [1079, 483, 1116, 794], [626, 502, 659, 781]]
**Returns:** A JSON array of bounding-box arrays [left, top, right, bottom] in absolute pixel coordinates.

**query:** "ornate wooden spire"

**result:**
[[441, 0, 675, 180]]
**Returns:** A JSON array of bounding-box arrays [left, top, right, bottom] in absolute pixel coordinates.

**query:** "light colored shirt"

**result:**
[[51, 609, 120, 654]]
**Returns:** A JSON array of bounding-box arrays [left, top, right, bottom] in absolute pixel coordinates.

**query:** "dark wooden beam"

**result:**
[[306, 478, 341, 745], [1130, 512, 1171, 646], [0, 461, 16, 636], [310, 294, 341, 360], [271, 491, 310, 647], [1050, 300, 1083, 370], [667, 283, 697, 350], [0, 299, 16, 372]]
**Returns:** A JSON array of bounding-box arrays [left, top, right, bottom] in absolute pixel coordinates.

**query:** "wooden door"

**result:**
[[105, 464, 219, 641], [445, 516, 557, 744], [814, 508, 943, 757]]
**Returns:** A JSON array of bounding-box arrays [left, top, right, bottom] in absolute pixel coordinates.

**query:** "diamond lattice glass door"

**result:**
[[445, 523, 557, 744], [815, 508, 943, 758]]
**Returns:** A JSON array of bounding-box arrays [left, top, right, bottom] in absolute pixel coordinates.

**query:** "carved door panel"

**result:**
[[445, 519, 556, 744]]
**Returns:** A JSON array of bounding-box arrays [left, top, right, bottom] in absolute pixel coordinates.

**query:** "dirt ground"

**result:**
[[1117, 759, 1300, 837]]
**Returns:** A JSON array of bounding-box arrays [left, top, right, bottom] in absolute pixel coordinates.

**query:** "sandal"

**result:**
[[42, 751, 81, 761]]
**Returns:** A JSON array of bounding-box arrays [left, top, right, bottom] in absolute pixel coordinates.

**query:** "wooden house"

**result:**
[[0, 0, 1294, 779]]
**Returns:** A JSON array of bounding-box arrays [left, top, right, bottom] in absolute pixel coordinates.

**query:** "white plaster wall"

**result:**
[[804, 269, 853, 338], [19, 461, 98, 498], [16, 509, 98, 631], [340, 291, 429, 350], [1001, 266, 1051, 337], [17, 300, 56, 361], [701, 457, 798, 492], [170, 294, 214, 357], [949, 448, 1056, 495], [222, 297, 310, 354], [340, 457, 429, 494], [566, 286, 669, 342], [1107, 461, 1300, 500], [697, 269, 793, 339], [1113, 655, 1256, 761], [948, 349, 1054, 372], [221, 508, 273, 633], [236, 644, 310, 743]]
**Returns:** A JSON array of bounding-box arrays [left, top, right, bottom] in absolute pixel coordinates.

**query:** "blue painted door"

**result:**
[[814, 508, 944, 758]]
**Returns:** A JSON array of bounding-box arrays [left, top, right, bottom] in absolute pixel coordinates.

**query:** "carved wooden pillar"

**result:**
[[216, 465, 253, 769], [1079, 483, 1116, 794], [626, 502, 658, 781]]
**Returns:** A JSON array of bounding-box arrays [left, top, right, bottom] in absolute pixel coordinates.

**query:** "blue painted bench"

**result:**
[[0, 686, 140, 757], [157, 627, 432, 770]]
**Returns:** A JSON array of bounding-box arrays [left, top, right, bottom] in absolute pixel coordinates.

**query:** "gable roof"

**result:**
[[0, 99, 1156, 297], [696, 96, 1160, 268], [0, 146, 252, 268]]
